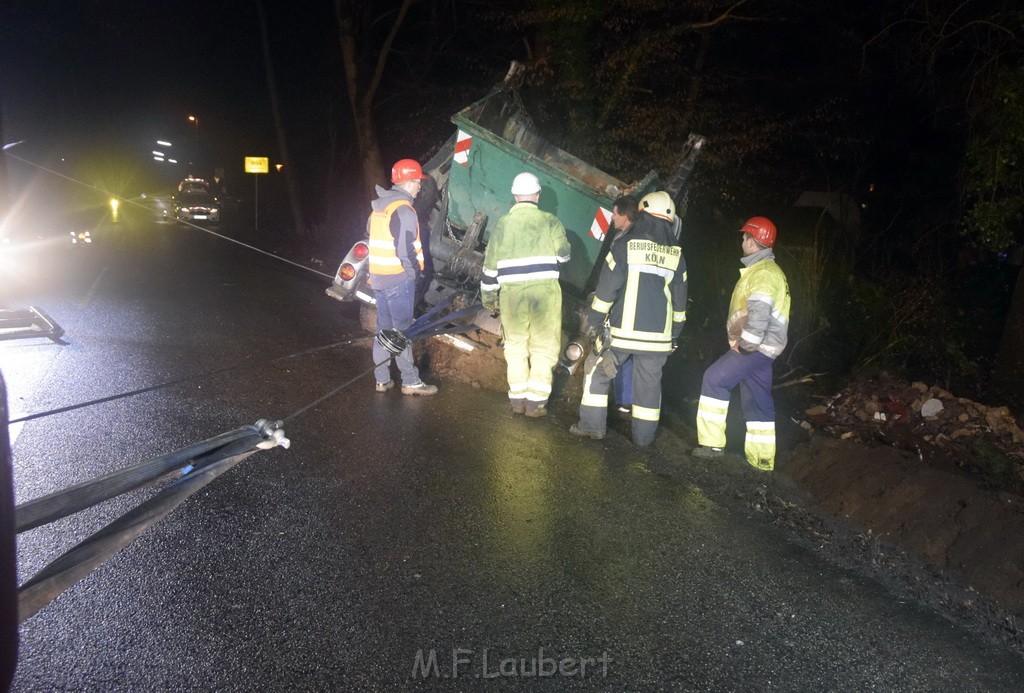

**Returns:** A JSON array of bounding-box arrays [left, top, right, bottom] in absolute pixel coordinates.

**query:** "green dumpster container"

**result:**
[[327, 63, 703, 346], [446, 87, 659, 295]]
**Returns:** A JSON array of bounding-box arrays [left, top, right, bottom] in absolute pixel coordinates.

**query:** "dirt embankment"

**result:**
[[783, 374, 1024, 613], [783, 434, 1024, 612]]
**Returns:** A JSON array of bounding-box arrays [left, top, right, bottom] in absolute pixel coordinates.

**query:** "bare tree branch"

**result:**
[[366, 0, 418, 108]]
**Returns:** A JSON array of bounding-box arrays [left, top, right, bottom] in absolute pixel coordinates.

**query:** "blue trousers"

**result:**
[[696, 349, 777, 470], [614, 356, 633, 407], [372, 279, 423, 386]]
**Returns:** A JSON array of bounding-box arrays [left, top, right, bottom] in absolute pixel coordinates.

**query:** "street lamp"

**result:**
[[153, 140, 171, 164], [187, 115, 199, 162]]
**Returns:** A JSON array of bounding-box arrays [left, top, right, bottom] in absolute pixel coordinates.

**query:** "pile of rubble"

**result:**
[[802, 374, 1024, 491]]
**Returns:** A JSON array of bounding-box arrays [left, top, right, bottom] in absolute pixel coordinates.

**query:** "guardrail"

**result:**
[[0, 307, 65, 343]]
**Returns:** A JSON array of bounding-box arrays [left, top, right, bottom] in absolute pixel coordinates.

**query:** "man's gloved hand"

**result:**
[[483, 299, 500, 315], [581, 321, 600, 343]]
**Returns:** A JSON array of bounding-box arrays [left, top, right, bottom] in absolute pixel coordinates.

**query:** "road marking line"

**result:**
[[80, 266, 109, 308], [8, 422, 24, 447]]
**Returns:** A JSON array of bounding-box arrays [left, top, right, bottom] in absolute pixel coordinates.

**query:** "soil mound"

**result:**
[[789, 375, 1024, 612]]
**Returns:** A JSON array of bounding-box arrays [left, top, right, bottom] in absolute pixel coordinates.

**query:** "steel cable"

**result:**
[[5, 153, 486, 623], [14, 426, 261, 533], [17, 435, 263, 623], [8, 334, 370, 426]]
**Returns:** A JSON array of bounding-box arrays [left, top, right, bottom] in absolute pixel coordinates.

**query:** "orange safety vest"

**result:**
[[367, 199, 425, 275]]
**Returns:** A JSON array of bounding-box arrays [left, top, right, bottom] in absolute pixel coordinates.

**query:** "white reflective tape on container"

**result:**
[[591, 206, 612, 241], [454, 130, 473, 166]]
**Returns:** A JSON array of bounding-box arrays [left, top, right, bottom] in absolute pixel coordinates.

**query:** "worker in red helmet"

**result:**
[[367, 159, 437, 395], [693, 216, 790, 470]]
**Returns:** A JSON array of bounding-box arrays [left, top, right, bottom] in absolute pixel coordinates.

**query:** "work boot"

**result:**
[[524, 402, 547, 418], [375, 380, 394, 393], [401, 382, 438, 396], [569, 423, 605, 440], [510, 399, 526, 415], [691, 446, 724, 459]]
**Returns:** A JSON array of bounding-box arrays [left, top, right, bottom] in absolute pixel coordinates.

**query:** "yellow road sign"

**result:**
[[244, 157, 269, 174]]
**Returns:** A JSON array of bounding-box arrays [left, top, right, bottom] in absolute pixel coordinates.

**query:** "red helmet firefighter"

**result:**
[[739, 216, 777, 248], [391, 159, 427, 184]]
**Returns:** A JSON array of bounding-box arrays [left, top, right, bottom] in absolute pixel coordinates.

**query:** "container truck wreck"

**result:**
[[326, 62, 704, 376]]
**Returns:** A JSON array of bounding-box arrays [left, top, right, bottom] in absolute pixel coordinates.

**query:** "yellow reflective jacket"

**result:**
[[480, 202, 570, 305], [727, 250, 790, 359], [367, 188, 424, 282]]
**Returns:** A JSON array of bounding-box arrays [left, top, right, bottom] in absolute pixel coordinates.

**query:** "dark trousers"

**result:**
[[578, 349, 668, 446]]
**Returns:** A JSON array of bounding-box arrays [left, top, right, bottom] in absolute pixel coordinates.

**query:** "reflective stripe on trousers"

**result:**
[[578, 349, 667, 445], [745, 420, 776, 472], [696, 395, 729, 449], [696, 349, 776, 469]]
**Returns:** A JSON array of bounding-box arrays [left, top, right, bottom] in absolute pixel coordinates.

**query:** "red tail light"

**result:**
[[352, 242, 369, 260], [339, 263, 356, 281]]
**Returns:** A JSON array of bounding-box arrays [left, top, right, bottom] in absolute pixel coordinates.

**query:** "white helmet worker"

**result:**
[[639, 191, 675, 221], [511, 172, 542, 196]]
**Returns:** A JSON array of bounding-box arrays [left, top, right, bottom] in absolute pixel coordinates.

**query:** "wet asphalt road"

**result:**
[[4, 213, 1024, 691]]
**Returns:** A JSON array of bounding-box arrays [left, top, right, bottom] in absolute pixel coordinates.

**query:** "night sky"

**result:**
[[0, 1, 329, 180], [2, 1, 1020, 255]]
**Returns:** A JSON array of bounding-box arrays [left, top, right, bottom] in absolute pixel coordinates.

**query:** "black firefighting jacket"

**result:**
[[586, 213, 687, 353]]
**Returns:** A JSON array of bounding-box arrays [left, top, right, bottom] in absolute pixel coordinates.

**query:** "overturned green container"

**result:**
[[445, 88, 659, 296]]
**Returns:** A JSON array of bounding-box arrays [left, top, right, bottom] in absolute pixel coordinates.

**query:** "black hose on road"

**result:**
[[15, 420, 289, 624]]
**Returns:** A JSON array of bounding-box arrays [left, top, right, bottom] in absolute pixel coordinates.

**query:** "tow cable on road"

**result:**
[[7, 297, 482, 623], [15, 420, 289, 623], [282, 297, 481, 422], [4, 153, 486, 623], [9, 294, 480, 427]]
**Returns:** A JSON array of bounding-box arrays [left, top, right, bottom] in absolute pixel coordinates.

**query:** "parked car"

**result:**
[[173, 189, 220, 224]]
